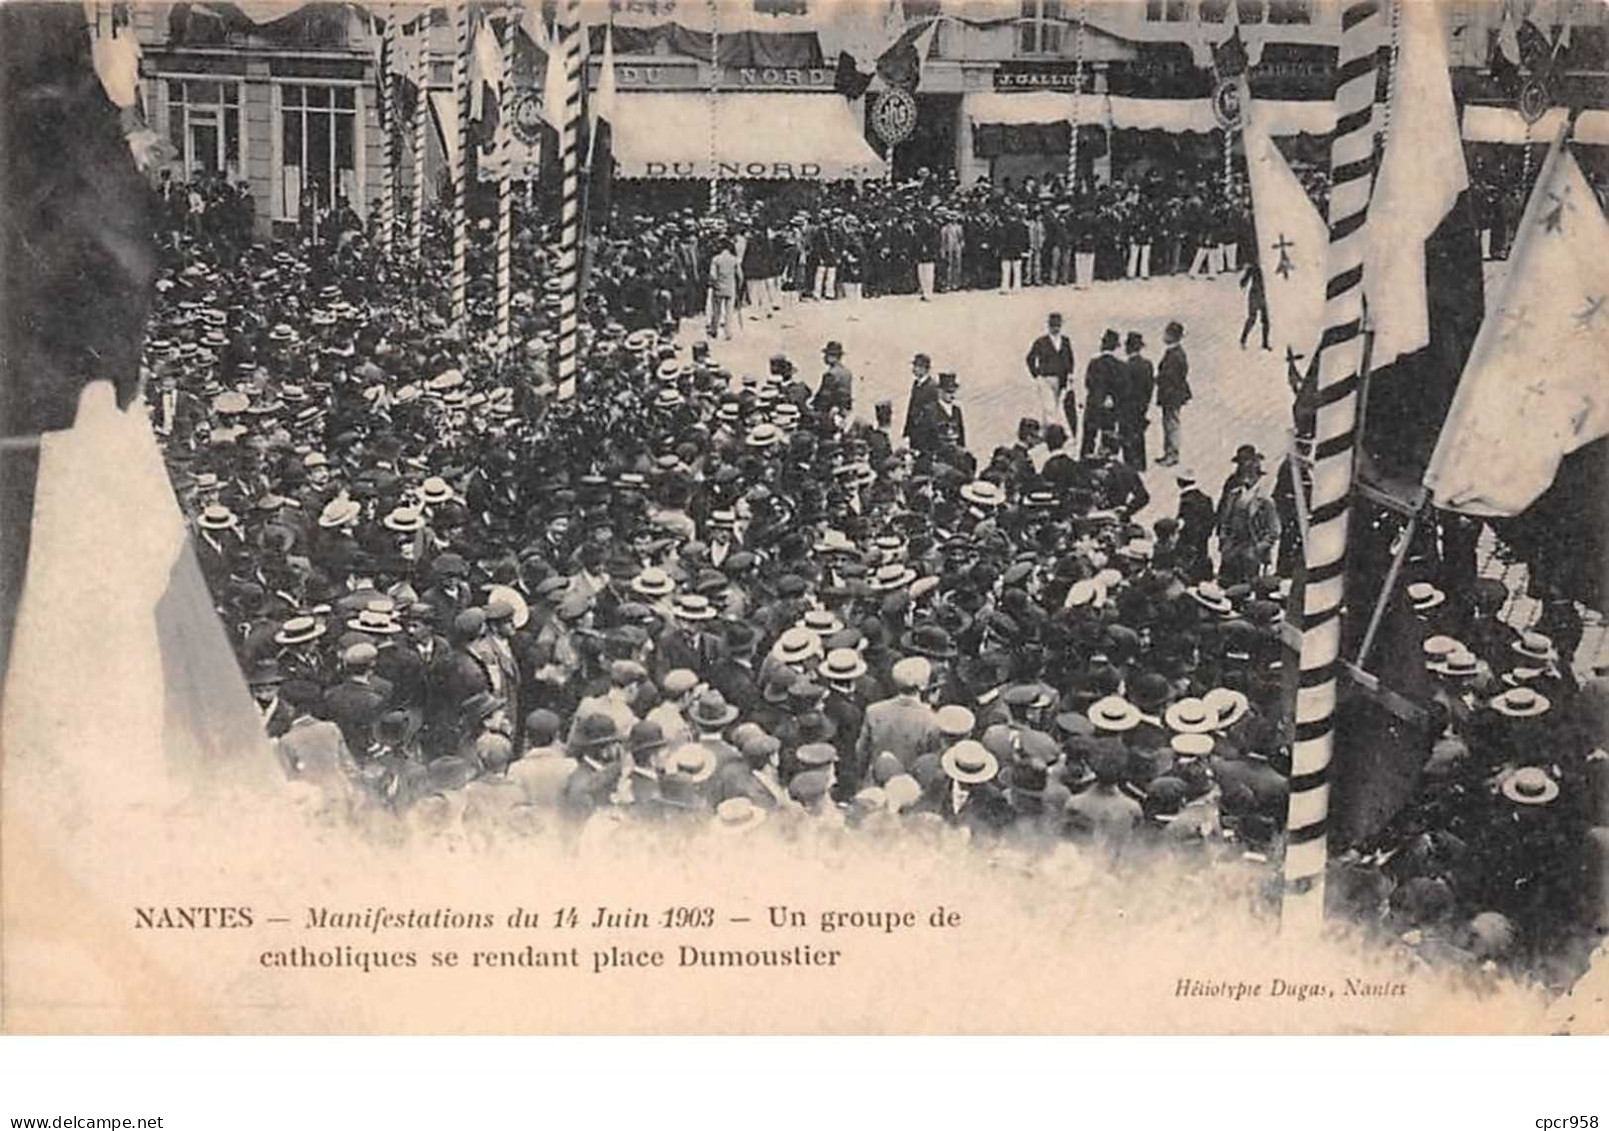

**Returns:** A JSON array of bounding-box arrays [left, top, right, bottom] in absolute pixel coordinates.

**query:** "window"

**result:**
[[1018, 0, 1064, 54], [1201, 0, 1266, 22], [1146, 0, 1192, 20], [278, 83, 361, 220], [167, 78, 242, 181], [1267, 0, 1312, 23]]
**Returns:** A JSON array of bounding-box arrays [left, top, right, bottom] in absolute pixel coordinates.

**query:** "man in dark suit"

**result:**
[[1155, 320, 1192, 467], [813, 339, 854, 420], [1082, 329, 1124, 459], [1117, 330, 1154, 472], [1025, 311, 1076, 438], [323, 642, 395, 753], [902, 352, 938, 448]]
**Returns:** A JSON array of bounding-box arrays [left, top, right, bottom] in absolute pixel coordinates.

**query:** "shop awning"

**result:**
[[964, 91, 1335, 137], [613, 91, 886, 180], [1462, 105, 1609, 145]]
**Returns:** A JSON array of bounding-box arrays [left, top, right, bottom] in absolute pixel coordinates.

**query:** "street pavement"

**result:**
[[698, 269, 1289, 529], [682, 265, 1605, 676]]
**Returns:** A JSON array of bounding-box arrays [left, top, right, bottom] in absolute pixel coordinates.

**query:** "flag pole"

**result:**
[[450, 3, 472, 337], [495, 0, 518, 362], [708, 0, 721, 213], [411, 4, 428, 262], [380, 4, 398, 256], [555, 0, 584, 399], [1068, 0, 1085, 191], [1280, 0, 1384, 934]]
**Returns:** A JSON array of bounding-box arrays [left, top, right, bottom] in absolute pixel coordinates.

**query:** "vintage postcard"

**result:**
[[1, 0, 1606, 1036]]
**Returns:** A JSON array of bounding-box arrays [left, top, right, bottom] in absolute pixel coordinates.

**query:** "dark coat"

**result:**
[[1117, 354, 1155, 421], [1026, 333, 1076, 390], [323, 674, 395, 751], [1156, 344, 1192, 409]]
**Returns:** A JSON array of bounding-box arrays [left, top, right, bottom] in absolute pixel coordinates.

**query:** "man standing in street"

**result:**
[[1216, 446, 1281, 585], [903, 352, 939, 448], [1025, 312, 1075, 437], [706, 239, 740, 340], [1117, 330, 1154, 472], [814, 339, 854, 422], [1081, 328, 1122, 459], [915, 213, 939, 301], [1155, 320, 1191, 468]]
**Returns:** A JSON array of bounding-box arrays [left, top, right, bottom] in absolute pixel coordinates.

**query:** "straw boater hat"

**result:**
[[712, 796, 767, 834], [666, 743, 718, 783], [1088, 695, 1142, 733], [960, 480, 1007, 509], [1407, 581, 1446, 612], [1430, 649, 1479, 678], [814, 529, 856, 554], [1063, 578, 1103, 609], [746, 423, 783, 449], [419, 476, 454, 504], [482, 584, 530, 630], [351, 607, 402, 635], [318, 497, 361, 529], [1499, 765, 1559, 806], [870, 562, 918, 591], [197, 503, 239, 531], [941, 740, 999, 785], [1512, 632, 1557, 664], [383, 506, 425, 532], [818, 647, 869, 683], [1490, 686, 1551, 718], [670, 593, 717, 621], [654, 387, 686, 408], [631, 567, 676, 597], [798, 608, 844, 638], [775, 627, 820, 665], [1202, 687, 1250, 730], [1188, 582, 1233, 615], [274, 615, 326, 646], [1164, 697, 1219, 734], [1421, 634, 1459, 666], [935, 704, 975, 739], [1170, 732, 1214, 759]]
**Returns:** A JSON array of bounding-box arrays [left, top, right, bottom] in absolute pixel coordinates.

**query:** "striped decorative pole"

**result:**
[[1068, 0, 1085, 189], [708, 0, 721, 210], [554, 0, 584, 399], [451, 2, 471, 337], [412, 5, 428, 262], [1280, 0, 1383, 933], [379, 4, 398, 255], [495, 1, 518, 360]]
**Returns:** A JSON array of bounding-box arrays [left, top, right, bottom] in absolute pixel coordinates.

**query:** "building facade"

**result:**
[[130, 0, 1606, 232]]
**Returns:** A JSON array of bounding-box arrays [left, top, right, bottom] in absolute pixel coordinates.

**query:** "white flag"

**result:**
[[1241, 80, 1328, 394], [1364, 0, 1468, 370], [1424, 136, 1609, 516]]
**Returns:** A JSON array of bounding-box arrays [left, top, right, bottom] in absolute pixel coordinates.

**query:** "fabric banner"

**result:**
[[611, 90, 884, 180], [2, 383, 275, 799], [1363, 0, 1468, 372], [1241, 83, 1328, 397], [1424, 137, 1609, 517], [963, 90, 1334, 136]]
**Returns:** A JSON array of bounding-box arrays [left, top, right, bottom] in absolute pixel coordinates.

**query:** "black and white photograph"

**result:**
[[2, 0, 1608, 1039]]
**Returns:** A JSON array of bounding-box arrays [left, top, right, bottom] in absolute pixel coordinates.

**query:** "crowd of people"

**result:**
[[585, 166, 1255, 334], [136, 155, 1606, 985]]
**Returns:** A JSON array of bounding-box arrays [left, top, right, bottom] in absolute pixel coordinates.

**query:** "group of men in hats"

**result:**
[[134, 144, 1608, 981]]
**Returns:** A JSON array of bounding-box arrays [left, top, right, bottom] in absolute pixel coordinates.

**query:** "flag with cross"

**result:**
[[1424, 127, 1609, 517], [1238, 76, 1328, 401]]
